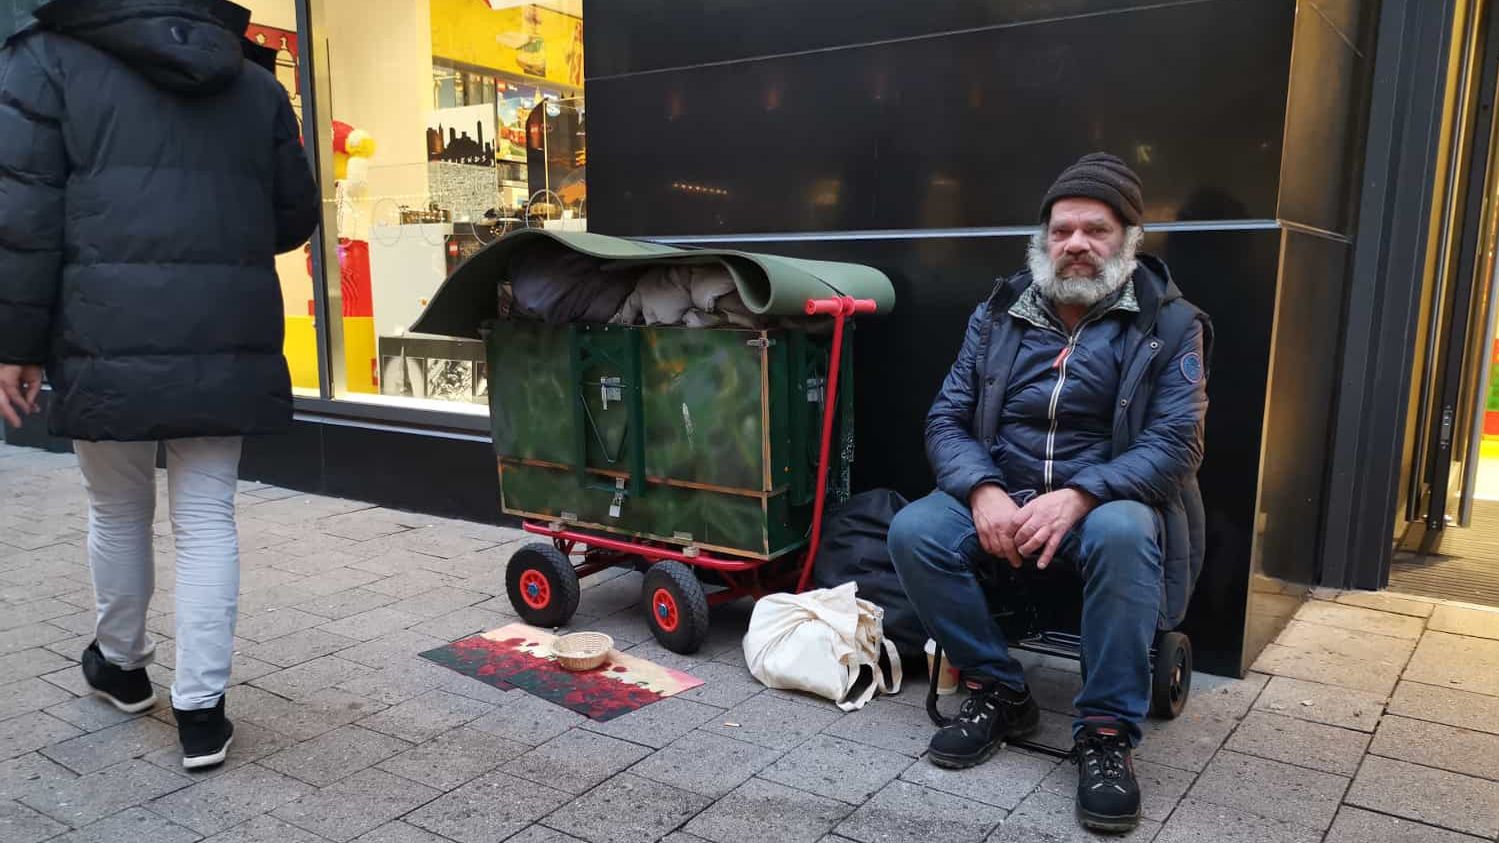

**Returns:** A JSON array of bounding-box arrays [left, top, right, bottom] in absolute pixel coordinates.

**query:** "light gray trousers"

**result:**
[[74, 437, 243, 711]]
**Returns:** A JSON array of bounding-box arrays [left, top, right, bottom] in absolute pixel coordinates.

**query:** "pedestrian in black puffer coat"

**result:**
[[0, 0, 319, 439], [0, 0, 319, 772]]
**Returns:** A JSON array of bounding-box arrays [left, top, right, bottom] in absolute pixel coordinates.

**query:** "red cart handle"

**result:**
[[805, 297, 878, 316]]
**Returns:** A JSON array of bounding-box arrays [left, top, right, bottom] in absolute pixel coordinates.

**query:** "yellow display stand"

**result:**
[[283, 315, 377, 394]]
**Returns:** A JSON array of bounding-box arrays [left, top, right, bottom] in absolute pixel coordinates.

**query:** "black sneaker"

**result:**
[[80, 640, 156, 714], [1073, 720, 1141, 832], [927, 677, 1040, 769], [174, 698, 234, 770]]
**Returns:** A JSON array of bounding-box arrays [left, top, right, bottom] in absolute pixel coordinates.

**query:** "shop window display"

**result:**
[[313, 0, 586, 414]]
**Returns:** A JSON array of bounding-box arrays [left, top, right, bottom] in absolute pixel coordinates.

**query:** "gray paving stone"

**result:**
[[1273, 619, 1417, 668], [582, 696, 723, 749], [144, 719, 297, 780], [405, 770, 571, 843], [1250, 642, 1403, 696], [348, 550, 448, 578], [297, 588, 398, 621], [246, 628, 360, 668], [0, 711, 83, 760], [0, 676, 75, 722], [149, 762, 315, 835], [46, 610, 100, 637], [40, 715, 178, 774], [1183, 671, 1269, 721], [273, 767, 441, 843], [1325, 806, 1489, 843], [469, 691, 587, 746], [1346, 755, 1499, 837], [43, 693, 152, 733], [1334, 590, 1436, 618], [540, 772, 708, 843], [835, 779, 1007, 843], [987, 789, 1159, 841], [1153, 798, 1318, 843], [249, 655, 370, 701], [363, 571, 459, 600], [0, 752, 77, 803], [0, 798, 67, 843], [317, 607, 423, 642], [337, 629, 448, 669], [758, 734, 913, 805], [1371, 715, 1499, 781], [1252, 675, 1386, 732], [409, 607, 513, 642], [1037, 753, 1194, 823], [1387, 679, 1499, 736], [358, 689, 493, 743], [902, 747, 1057, 812], [820, 698, 937, 757], [317, 512, 414, 543], [377, 726, 527, 791], [227, 685, 386, 741], [1133, 710, 1238, 772], [235, 609, 328, 644], [697, 693, 842, 752], [1223, 711, 1370, 775], [1188, 750, 1348, 831], [1427, 604, 1499, 640], [199, 814, 327, 843], [22, 758, 187, 826], [260, 724, 410, 787], [1025, 667, 1081, 715], [1295, 600, 1427, 639], [1402, 632, 1499, 697], [504, 729, 652, 794], [629, 729, 781, 799], [0, 598, 79, 632], [509, 826, 589, 843], [49, 806, 200, 843], [0, 647, 73, 681], [353, 820, 459, 843], [386, 587, 489, 621], [39, 666, 90, 697], [685, 776, 852, 843], [673, 661, 764, 709]]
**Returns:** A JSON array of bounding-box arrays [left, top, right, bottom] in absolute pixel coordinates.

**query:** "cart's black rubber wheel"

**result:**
[[642, 561, 710, 654], [1150, 631, 1192, 719], [506, 543, 581, 627]]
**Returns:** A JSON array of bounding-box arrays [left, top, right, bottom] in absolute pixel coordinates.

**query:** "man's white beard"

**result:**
[[1027, 226, 1144, 307]]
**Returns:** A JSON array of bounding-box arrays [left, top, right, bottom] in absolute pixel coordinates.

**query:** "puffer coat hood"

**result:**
[[34, 0, 250, 94]]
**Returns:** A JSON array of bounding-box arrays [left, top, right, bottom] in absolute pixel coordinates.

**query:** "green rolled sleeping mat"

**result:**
[[412, 229, 895, 559]]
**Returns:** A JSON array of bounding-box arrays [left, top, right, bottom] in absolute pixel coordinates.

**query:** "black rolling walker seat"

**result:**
[[925, 560, 1193, 759]]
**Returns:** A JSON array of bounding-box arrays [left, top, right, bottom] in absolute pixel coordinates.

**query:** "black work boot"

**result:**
[[927, 677, 1040, 768], [174, 697, 234, 770], [80, 640, 156, 714], [1073, 719, 1141, 832]]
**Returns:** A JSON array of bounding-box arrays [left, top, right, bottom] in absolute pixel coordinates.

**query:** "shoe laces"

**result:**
[[1074, 731, 1128, 780]]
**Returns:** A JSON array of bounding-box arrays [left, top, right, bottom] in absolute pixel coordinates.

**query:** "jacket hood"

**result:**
[[34, 0, 250, 95]]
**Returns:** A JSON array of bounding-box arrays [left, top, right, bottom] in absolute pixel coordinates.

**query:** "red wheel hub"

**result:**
[[519, 570, 551, 610], [652, 588, 680, 633]]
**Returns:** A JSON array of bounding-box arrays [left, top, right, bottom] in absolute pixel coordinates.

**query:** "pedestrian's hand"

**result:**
[[0, 365, 45, 428], [1009, 488, 1098, 570], [970, 484, 1023, 568]]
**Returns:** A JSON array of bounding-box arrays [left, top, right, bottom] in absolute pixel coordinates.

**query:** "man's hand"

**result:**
[[1010, 488, 1098, 570], [0, 365, 45, 429], [970, 484, 1023, 568]]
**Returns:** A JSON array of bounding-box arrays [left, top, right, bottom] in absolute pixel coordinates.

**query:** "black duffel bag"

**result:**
[[812, 489, 925, 658]]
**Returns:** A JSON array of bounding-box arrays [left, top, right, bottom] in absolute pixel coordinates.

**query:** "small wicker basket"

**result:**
[[552, 632, 615, 671]]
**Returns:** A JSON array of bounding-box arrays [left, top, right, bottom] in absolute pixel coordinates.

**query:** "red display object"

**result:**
[[303, 239, 372, 317]]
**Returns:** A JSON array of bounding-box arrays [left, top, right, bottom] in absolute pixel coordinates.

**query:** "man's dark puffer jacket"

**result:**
[[0, 0, 320, 441]]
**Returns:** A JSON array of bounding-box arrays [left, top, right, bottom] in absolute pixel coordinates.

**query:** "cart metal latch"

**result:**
[[609, 477, 626, 519], [746, 338, 776, 349]]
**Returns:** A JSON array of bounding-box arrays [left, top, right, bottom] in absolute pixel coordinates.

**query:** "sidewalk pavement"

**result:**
[[2, 442, 1499, 843]]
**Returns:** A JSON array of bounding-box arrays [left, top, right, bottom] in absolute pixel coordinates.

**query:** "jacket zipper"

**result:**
[[1044, 324, 1088, 493]]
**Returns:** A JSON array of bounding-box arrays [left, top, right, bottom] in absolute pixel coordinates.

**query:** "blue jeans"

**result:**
[[888, 491, 1163, 745]]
